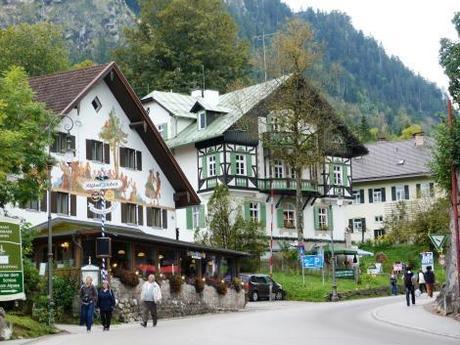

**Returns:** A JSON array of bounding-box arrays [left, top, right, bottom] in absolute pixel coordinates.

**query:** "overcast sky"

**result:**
[[283, 0, 459, 91]]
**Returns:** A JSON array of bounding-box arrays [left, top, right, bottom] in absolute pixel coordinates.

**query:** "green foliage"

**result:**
[[231, 277, 242, 292], [6, 314, 56, 339], [0, 23, 70, 76], [114, 0, 250, 95], [0, 66, 56, 207], [53, 275, 79, 312], [215, 280, 227, 295], [440, 12, 460, 106], [399, 124, 423, 139], [357, 115, 371, 143]]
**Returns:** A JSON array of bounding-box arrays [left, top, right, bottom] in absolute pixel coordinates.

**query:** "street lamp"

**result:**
[[326, 195, 342, 302], [47, 115, 74, 326]]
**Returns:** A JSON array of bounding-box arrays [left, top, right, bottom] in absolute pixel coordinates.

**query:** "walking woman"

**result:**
[[97, 280, 116, 331], [80, 276, 98, 332]]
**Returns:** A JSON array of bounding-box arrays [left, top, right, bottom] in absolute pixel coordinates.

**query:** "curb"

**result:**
[[371, 304, 460, 340]]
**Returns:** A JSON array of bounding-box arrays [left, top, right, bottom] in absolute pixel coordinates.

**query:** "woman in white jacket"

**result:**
[[140, 274, 162, 327]]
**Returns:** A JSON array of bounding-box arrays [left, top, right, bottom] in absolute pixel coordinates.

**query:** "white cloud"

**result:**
[[283, 0, 458, 90]]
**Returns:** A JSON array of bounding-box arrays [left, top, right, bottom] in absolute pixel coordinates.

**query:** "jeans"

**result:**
[[391, 284, 398, 295], [405, 286, 415, 306], [81, 303, 95, 331], [100, 310, 112, 329], [142, 301, 157, 325]]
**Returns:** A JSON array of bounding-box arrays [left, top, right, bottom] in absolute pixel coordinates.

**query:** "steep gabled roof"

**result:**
[[28, 63, 199, 208], [352, 137, 433, 182]]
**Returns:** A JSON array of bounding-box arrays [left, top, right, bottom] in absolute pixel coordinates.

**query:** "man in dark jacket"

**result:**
[[403, 267, 416, 306], [424, 266, 436, 297]]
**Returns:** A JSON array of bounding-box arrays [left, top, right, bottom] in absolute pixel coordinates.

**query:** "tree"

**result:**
[[0, 23, 70, 76], [114, 0, 250, 95], [440, 12, 460, 106], [400, 124, 423, 139], [262, 19, 340, 246], [0, 66, 56, 207], [357, 115, 371, 143]]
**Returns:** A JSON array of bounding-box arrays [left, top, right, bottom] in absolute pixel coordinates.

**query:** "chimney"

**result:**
[[414, 132, 425, 147]]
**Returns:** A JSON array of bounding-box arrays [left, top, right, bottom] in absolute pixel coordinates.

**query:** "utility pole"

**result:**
[[253, 31, 277, 82]]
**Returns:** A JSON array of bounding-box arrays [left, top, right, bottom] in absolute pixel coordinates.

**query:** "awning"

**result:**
[[307, 246, 358, 255], [357, 249, 374, 256], [32, 217, 249, 258]]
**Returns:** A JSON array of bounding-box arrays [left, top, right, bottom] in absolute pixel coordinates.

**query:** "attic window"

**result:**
[[198, 111, 206, 130], [397, 159, 405, 165], [91, 96, 102, 112]]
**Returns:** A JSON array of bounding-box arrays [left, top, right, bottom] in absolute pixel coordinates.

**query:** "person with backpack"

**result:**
[[403, 267, 416, 306], [97, 280, 116, 331], [80, 276, 98, 332], [424, 266, 436, 297]]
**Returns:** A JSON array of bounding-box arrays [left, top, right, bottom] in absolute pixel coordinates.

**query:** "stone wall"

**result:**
[[109, 278, 246, 322]]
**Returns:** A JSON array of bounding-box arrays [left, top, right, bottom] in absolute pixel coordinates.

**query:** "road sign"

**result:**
[[335, 269, 355, 279], [428, 234, 448, 252], [420, 252, 434, 272], [0, 218, 25, 301], [302, 255, 324, 269], [82, 179, 123, 191]]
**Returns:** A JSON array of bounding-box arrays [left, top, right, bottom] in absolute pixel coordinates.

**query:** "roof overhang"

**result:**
[[353, 172, 432, 183], [33, 218, 249, 257]]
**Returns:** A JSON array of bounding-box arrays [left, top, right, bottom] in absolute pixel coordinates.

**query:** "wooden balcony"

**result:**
[[258, 178, 318, 194]]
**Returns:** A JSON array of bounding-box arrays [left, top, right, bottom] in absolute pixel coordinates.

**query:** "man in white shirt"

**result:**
[[140, 274, 162, 327]]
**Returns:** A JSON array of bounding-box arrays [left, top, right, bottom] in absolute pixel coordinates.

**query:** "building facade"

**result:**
[[5, 63, 246, 278], [142, 79, 366, 251], [346, 134, 441, 242]]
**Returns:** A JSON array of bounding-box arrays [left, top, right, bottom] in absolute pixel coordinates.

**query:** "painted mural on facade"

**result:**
[[52, 110, 162, 207]]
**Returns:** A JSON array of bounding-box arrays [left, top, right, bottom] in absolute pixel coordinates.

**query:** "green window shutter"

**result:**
[[429, 182, 434, 197], [329, 164, 335, 185], [244, 201, 251, 221], [416, 184, 421, 198], [327, 206, 334, 230], [276, 207, 284, 228], [199, 205, 206, 228], [230, 152, 236, 175], [246, 154, 252, 177], [186, 207, 192, 230], [260, 202, 266, 227], [215, 152, 221, 175], [202, 155, 207, 179], [313, 207, 319, 230], [368, 189, 373, 203], [163, 124, 168, 139], [343, 165, 348, 186]]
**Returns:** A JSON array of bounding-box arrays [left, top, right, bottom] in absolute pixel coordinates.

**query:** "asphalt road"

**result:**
[[30, 297, 459, 345]]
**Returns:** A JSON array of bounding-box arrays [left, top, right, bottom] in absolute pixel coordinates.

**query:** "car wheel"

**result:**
[[275, 291, 283, 300], [251, 291, 259, 302]]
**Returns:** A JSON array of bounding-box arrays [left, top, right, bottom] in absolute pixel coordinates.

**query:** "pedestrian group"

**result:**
[[390, 265, 436, 307]]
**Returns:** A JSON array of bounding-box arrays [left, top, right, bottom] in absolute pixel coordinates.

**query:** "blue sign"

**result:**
[[303, 255, 324, 269]]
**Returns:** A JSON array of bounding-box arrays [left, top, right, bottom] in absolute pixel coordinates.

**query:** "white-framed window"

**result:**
[[353, 218, 363, 232], [420, 183, 431, 197], [192, 206, 200, 229], [375, 215, 384, 225], [395, 185, 405, 201], [249, 202, 259, 222], [158, 123, 168, 138], [235, 154, 245, 175], [91, 96, 102, 112], [283, 204, 295, 228], [274, 160, 283, 178], [198, 111, 206, 130], [289, 165, 296, 179], [373, 189, 382, 203], [333, 165, 342, 185], [208, 155, 216, 177], [353, 191, 361, 204], [318, 207, 328, 229]]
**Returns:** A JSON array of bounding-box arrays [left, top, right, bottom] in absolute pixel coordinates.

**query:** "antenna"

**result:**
[[201, 65, 205, 97]]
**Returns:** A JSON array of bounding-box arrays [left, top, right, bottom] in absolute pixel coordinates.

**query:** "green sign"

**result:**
[[0, 219, 25, 301], [428, 234, 448, 252], [335, 269, 354, 279]]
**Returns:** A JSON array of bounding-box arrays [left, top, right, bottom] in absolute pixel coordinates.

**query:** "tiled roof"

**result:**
[[352, 137, 433, 182], [29, 64, 111, 114], [144, 77, 288, 148]]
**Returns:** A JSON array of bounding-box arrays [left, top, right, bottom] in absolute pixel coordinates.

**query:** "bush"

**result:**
[[31, 295, 62, 324], [194, 277, 205, 294], [231, 277, 242, 292], [53, 275, 78, 311], [169, 274, 183, 294], [215, 281, 227, 295], [113, 268, 140, 287], [21, 259, 44, 314]]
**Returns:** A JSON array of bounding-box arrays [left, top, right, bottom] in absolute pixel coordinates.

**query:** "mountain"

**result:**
[[0, 0, 446, 135]]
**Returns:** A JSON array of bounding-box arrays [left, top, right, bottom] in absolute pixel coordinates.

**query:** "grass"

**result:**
[[5, 314, 58, 339]]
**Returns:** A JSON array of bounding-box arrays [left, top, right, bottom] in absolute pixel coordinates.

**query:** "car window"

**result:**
[[256, 276, 267, 284], [240, 275, 250, 283], [250, 276, 258, 283]]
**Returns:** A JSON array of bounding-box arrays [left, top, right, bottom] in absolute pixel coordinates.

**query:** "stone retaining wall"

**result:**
[[109, 278, 246, 322]]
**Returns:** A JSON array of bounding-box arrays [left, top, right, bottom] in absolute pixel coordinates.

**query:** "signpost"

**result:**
[[302, 255, 324, 269], [335, 269, 355, 279], [0, 218, 25, 301], [420, 251, 434, 272]]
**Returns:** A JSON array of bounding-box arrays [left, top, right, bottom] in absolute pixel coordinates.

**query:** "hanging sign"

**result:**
[[0, 218, 25, 301], [88, 202, 118, 215], [82, 179, 123, 191]]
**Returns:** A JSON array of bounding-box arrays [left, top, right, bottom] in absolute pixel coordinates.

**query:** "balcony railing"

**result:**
[[258, 178, 318, 193]]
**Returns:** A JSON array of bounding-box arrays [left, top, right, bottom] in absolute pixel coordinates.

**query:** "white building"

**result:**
[[5, 63, 247, 277], [142, 78, 367, 251], [347, 134, 441, 242]]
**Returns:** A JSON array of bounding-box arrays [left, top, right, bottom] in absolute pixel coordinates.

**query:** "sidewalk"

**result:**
[[372, 293, 460, 339]]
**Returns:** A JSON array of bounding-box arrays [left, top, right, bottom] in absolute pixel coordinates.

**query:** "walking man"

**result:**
[[424, 266, 436, 297], [403, 267, 416, 307], [140, 274, 162, 327]]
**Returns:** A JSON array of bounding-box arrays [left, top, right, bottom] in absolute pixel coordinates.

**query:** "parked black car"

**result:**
[[240, 274, 284, 301]]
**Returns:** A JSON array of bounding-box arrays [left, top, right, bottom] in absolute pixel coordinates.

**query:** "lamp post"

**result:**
[[328, 196, 342, 302], [47, 115, 74, 326]]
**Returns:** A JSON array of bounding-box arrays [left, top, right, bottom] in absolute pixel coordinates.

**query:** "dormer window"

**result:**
[[92, 96, 102, 112], [198, 111, 206, 130]]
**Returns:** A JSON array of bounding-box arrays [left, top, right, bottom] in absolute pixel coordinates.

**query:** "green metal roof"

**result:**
[[144, 77, 288, 148]]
